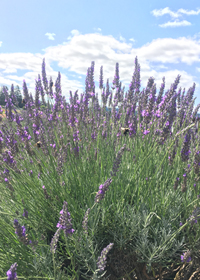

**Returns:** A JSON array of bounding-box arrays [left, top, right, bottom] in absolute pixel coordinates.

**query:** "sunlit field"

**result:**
[[1, 57, 200, 279]]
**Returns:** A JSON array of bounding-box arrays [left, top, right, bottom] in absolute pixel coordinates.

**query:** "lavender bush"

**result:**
[[0, 56, 200, 279]]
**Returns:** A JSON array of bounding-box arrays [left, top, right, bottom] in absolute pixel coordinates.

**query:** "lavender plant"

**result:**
[[0, 56, 200, 279]]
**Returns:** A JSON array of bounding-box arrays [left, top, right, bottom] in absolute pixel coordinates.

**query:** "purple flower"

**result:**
[[181, 250, 191, 263], [97, 243, 114, 271], [57, 201, 75, 237], [99, 66, 103, 89], [155, 110, 161, 118], [110, 145, 126, 177], [95, 178, 112, 203], [112, 63, 120, 89], [13, 219, 34, 246], [141, 110, 146, 117], [50, 228, 61, 254], [82, 208, 90, 235], [4, 169, 9, 174], [42, 185, 50, 199], [186, 207, 200, 226], [14, 219, 26, 237], [22, 209, 28, 219], [143, 130, 150, 135], [7, 263, 18, 280]]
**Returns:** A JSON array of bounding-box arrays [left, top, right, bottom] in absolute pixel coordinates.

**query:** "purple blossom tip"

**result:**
[[7, 262, 18, 280], [97, 243, 114, 271], [95, 178, 112, 203], [181, 250, 191, 263], [57, 201, 75, 237], [22, 209, 28, 218]]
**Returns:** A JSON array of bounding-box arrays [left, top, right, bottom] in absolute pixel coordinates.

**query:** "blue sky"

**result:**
[[0, 0, 200, 110]]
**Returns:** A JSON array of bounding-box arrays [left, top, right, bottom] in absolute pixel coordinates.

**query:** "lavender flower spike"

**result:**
[[97, 243, 114, 271], [22, 209, 28, 219], [95, 178, 112, 203], [50, 227, 61, 254], [13, 219, 30, 246], [110, 144, 126, 177], [7, 262, 18, 280], [181, 249, 192, 263], [57, 201, 75, 237], [186, 207, 200, 226], [82, 208, 90, 235]]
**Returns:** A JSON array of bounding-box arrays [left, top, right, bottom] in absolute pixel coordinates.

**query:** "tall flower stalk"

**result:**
[[1, 56, 200, 279]]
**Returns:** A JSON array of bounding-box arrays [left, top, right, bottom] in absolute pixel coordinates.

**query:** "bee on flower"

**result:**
[[121, 127, 129, 136], [34, 141, 41, 149]]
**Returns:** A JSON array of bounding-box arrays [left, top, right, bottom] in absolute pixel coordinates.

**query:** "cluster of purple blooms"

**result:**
[[0, 56, 198, 169], [13, 219, 32, 246], [186, 207, 200, 226], [49, 199, 114, 276], [110, 144, 127, 177], [82, 208, 91, 235], [50, 201, 75, 254], [181, 250, 192, 263], [97, 243, 114, 271], [3, 56, 200, 277], [95, 178, 113, 203], [56, 201, 75, 235], [7, 263, 18, 280]]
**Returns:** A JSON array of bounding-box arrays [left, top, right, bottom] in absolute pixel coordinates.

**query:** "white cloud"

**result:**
[[151, 7, 200, 19], [3, 68, 17, 74], [93, 27, 102, 33], [151, 7, 200, 28], [71, 30, 81, 37], [0, 32, 200, 105], [152, 7, 180, 18], [135, 37, 200, 65], [45, 33, 56, 40], [176, 8, 200, 16], [185, 32, 200, 42], [159, 20, 192, 28], [65, 29, 81, 41], [129, 38, 136, 44], [152, 64, 168, 70], [119, 35, 126, 42]]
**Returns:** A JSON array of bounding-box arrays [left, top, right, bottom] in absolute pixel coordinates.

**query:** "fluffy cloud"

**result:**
[[0, 30, 200, 105]]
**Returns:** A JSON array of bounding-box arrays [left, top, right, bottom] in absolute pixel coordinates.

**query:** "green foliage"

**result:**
[[0, 95, 200, 279]]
